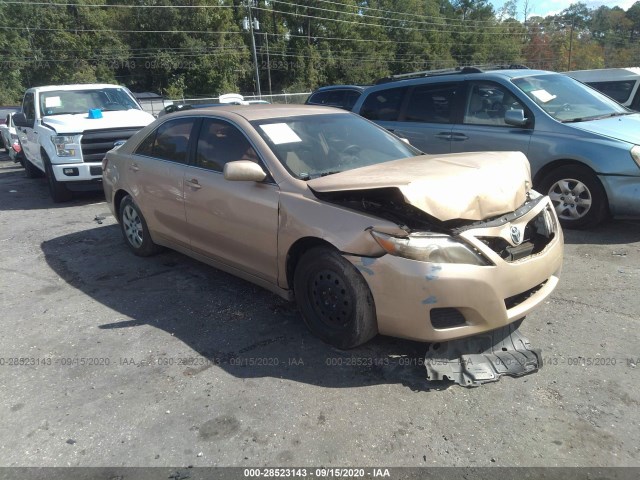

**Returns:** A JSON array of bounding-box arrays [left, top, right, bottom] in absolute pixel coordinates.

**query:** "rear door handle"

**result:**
[[129, 163, 140, 172], [435, 133, 452, 140], [450, 132, 468, 141], [185, 178, 202, 189]]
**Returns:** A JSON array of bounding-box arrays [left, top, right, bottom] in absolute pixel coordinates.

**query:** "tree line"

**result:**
[[1, 0, 639, 105]]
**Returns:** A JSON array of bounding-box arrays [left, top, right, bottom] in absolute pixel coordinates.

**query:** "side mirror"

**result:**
[[505, 109, 528, 127], [13, 112, 31, 128], [223, 161, 267, 182]]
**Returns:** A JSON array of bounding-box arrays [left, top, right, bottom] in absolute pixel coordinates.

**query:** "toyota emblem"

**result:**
[[510, 226, 522, 245]]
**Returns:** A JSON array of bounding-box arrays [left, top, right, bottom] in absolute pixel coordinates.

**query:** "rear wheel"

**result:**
[[43, 153, 72, 202], [118, 195, 162, 257], [293, 246, 377, 349], [539, 165, 608, 229]]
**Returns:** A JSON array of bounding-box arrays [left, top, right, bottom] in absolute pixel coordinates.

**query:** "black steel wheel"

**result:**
[[294, 246, 377, 349]]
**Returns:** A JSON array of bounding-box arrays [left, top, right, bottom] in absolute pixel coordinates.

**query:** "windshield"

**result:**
[[512, 74, 629, 122], [39, 88, 141, 116], [252, 113, 421, 179]]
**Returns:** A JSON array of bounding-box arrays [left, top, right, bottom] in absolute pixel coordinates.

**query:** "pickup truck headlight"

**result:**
[[51, 135, 78, 157], [631, 145, 640, 169], [369, 230, 490, 266]]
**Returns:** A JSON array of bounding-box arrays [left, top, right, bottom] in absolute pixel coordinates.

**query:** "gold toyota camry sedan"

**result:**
[[103, 105, 563, 349]]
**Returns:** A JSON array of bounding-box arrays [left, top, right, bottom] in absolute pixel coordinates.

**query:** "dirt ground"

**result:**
[[0, 153, 638, 469]]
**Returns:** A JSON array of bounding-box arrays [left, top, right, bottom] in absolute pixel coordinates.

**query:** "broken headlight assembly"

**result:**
[[369, 230, 490, 266]]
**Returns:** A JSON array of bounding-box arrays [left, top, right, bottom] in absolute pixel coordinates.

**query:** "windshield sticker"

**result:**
[[260, 123, 302, 145], [44, 96, 62, 108], [530, 89, 556, 103]]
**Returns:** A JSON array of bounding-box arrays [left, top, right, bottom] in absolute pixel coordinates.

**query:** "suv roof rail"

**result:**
[[374, 64, 529, 85]]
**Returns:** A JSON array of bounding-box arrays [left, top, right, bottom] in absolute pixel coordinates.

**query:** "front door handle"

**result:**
[[129, 163, 140, 172], [185, 178, 202, 189], [435, 133, 452, 140]]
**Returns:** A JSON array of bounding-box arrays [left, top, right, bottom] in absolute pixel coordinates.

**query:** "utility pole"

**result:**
[[264, 33, 272, 96], [567, 17, 575, 71], [244, 1, 261, 98]]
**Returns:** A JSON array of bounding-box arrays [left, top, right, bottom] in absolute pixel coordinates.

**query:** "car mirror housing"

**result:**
[[13, 112, 30, 128], [505, 109, 528, 127], [223, 161, 267, 182]]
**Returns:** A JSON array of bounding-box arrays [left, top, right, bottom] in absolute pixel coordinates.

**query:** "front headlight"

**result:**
[[51, 135, 78, 157], [369, 230, 490, 266]]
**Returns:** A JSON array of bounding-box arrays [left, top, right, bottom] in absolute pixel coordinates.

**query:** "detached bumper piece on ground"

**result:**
[[424, 320, 542, 387]]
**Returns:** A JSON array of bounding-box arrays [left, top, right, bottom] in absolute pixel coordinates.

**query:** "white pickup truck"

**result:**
[[14, 84, 155, 202]]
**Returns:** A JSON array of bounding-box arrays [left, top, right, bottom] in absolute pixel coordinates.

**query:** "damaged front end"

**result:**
[[316, 188, 562, 387]]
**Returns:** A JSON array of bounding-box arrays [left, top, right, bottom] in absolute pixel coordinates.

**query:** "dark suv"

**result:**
[[352, 66, 640, 228], [305, 85, 367, 110]]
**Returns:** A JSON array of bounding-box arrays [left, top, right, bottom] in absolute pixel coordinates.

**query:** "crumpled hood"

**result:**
[[42, 109, 154, 134], [570, 113, 640, 145], [307, 152, 532, 221]]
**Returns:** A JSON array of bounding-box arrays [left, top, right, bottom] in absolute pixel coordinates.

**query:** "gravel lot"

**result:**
[[0, 152, 638, 469]]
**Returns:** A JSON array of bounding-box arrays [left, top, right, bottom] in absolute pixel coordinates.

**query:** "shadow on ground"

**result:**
[[40, 224, 447, 391]]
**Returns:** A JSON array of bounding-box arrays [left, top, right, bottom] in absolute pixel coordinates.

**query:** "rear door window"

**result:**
[[135, 118, 196, 163], [403, 83, 459, 124], [194, 118, 260, 173], [359, 87, 407, 121]]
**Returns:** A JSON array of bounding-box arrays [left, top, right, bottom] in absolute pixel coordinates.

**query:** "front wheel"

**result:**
[[293, 247, 377, 349], [43, 155, 72, 202], [118, 195, 162, 257], [539, 165, 608, 229]]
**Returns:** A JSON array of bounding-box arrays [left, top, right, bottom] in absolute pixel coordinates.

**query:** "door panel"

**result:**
[[128, 117, 197, 248], [129, 156, 189, 248], [184, 118, 279, 283]]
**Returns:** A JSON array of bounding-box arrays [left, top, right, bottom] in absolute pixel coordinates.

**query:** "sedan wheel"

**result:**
[[294, 246, 377, 349], [118, 195, 162, 256], [539, 165, 608, 229]]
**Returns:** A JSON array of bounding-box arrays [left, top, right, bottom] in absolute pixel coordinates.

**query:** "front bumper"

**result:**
[[344, 196, 564, 342], [51, 162, 103, 183]]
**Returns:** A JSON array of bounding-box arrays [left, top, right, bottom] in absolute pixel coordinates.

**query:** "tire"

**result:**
[[43, 155, 72, 202], [118, 195, 162, 257], [23, 157, 42, 179], [539, 165, 608, 229], [293, 246, 377, 349]]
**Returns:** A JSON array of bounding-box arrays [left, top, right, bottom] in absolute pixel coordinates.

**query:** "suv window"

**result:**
[[359, 87, 407, 121], [587, 80, 635, 104], [404, 83, 459, 123], [464, 82, 527, 127], [136, 118, 196, 163], [195, 118, 259, 172]]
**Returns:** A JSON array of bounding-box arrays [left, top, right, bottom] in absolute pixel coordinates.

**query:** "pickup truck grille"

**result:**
[[81, 127, 142, 163]]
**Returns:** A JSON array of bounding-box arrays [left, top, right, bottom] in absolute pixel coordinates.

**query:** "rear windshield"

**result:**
[[512, 74, 629, 123], [252, 113, 421, 179]]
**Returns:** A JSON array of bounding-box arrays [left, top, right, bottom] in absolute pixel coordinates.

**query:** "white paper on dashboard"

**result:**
[[260, 123, 302, 144], [530, 89, 556, 103]]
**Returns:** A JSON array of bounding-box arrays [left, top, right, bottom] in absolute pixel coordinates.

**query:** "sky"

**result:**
[[490, 0, 637, 19]]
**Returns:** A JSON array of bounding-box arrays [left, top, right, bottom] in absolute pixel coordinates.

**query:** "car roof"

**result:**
[[166, 104, 348, 122], [312, 85, 367, 92], [366, 69, 556, 91], [565, 67, 640, 82], [27, 84, 124, 92]]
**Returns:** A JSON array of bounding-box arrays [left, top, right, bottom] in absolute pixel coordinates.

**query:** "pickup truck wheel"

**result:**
[[44, 157, 72, 202], [539, 165, 608, 229], [23, 158, 42, 178], [293, 247, 377, 349], [119, 195, 162, 257]]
